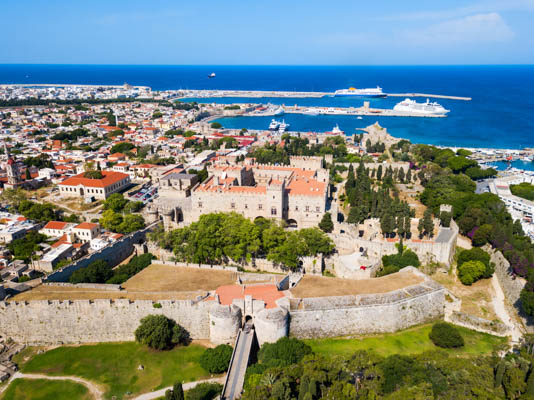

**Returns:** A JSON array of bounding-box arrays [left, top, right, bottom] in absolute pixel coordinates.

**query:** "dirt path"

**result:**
[[132, 377, 226, 400], [491, 274, 524, 345], [8, 372, 104, 399]]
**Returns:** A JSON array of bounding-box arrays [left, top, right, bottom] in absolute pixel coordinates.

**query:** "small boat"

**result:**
[[303, 108, 319, 116], [208, 73, 216, 78], [278, 120, 289, 133], [329, 124, 344, 135], [269, 119, 280, 130], [357, 116, 363, 120]]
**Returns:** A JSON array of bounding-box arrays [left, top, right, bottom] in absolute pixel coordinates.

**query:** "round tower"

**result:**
[[209, 303, 242, 345], [144, 205, 159, 224], [254, 306, 289, 346]]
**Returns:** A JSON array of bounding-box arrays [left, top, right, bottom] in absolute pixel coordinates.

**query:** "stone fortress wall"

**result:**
[[333, 219, 458, 266], [43, 222, 159, 283], [0, 268, 446, 345]]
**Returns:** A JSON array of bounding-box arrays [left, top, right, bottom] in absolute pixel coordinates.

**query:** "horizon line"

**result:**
[[0, 63, 534, 67]]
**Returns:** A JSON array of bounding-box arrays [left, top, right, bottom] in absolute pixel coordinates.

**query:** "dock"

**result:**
[[180, 89, 471, 101]]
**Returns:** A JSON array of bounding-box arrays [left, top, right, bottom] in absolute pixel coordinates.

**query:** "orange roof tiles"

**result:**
[[43, 221, 69, 230], [75, 222, 99, 230], [214, 284, 284, 309], [59, 171, 128, 188], [286, 177, 327, 197]]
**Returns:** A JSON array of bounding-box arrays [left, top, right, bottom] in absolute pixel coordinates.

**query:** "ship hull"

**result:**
[[334, 93, 387, 98]]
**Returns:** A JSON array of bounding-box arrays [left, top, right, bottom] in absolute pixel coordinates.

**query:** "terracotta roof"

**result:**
[[286, 177, 327, 197], [214, 284, 284, 309], [75, 222, 99, 230], [43, 221, 69, 230], [59, 171, 129, 188]]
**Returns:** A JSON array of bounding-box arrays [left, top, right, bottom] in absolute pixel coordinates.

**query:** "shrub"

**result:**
[[258, 337, 312, 367], [69, 260, 111, 284], [199, 344, 233, 374], [429, 322, 464, 348], [165, 382, 184, 400], [134, 315, 190, 350], [186, 383, 223, 400], [457, 260, 486, 285], [210, 122, 222, 129], [458, 247, 494, 279]]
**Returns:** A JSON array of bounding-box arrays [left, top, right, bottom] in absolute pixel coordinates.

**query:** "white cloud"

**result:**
[[380, 0, 534, 21], [398, 13, 515, 45]]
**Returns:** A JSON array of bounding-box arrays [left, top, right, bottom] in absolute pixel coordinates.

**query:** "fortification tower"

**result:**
[[209, 303, 242, 344], [4, 142, 21, 187]]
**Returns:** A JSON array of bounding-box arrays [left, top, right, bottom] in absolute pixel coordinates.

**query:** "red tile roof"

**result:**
[[75, 222, 99, 230], [59, 171, 129, 188], [43, 221, 69, 230]]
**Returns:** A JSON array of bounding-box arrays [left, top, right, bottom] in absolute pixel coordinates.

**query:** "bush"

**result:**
[[429, 322, 464, 348], [199, 344, 233, 374], [257, 337, 312, 367], [457, 260, 486, 285], [458, 248, 494, 279], [210, 122, 222, 129], [134, 315, 190, 350], [186, 383, 223, 400]]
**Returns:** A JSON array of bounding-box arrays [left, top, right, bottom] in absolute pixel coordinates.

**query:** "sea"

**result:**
[[1, 64, 534, 152]]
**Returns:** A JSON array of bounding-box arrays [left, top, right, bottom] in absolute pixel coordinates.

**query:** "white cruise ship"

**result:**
[[393, 98, 450, 116], [334, 86, 386, 98]]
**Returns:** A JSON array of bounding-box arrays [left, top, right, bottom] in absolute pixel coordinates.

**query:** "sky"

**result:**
[[2, 0, 534, 65]]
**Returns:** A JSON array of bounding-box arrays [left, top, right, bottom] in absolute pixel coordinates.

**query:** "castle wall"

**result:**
[[289, 287, 445, 338], [0, 299, 213, 345], [44, 223, 159, 283]]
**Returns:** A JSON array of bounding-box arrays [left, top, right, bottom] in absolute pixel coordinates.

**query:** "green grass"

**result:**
[[19, 342, 211, 400], [305, 323, 507, 358], [1, 378, 92, 400]]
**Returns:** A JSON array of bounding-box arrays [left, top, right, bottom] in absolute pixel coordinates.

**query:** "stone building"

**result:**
[[58, 171, 131, 200]]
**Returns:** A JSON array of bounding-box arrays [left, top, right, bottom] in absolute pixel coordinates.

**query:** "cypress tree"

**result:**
[[377, 165, 383, 181]]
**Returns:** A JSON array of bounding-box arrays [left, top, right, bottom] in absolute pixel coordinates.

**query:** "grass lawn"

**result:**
[[19, 342, 211, 400], [0, 378, 92, 400], [305, 323, 507, 358]]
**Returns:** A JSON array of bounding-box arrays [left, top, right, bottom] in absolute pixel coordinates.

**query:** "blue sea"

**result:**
[[1, 64, 533, 149]]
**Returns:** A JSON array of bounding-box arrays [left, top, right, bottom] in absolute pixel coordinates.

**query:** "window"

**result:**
[[295, 206, 299, 211], [271, 207, 277, 215], [258, 204, 263, 210], [245, 204, 248, 209], [305, 206, 310, 212], [316, 206, 320, 212], [198, 202, 202, 208], [231, 203, 236, 209]]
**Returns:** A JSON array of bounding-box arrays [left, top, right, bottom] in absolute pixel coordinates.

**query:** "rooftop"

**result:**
[[59, 171, 129, 188]]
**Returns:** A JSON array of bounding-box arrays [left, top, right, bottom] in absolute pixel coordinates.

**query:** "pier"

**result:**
[[279, 105, 446, 118], [179, 89, 471, 101]]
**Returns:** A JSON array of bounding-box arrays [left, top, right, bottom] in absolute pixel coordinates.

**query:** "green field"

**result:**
[[18, 342, 211, 400], [1, 378, 92, 400], [305, 324, 507, 357]]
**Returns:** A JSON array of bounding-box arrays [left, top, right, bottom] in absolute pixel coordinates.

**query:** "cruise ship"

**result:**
[[334, 86, 386, 98], [393, 98, 450, 116]]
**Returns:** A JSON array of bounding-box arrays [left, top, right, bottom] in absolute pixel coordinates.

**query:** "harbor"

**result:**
[[177, 89, 471, 101]]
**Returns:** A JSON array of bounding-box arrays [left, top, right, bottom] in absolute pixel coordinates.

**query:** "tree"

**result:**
[[440, 211, 452, 227], [422, 208, 434, 237], [83, 170, 103, 179], [458, 248, 494, 279], [472, 224, 493, 247], [110, 142, 135, 154], [376, 165, 383, 181], [165, 382, 184, 400], [186, 383, 223, 400], [458, 260, 486, 285], [210, 122, 222, 129], [134, 315, 190, 350], [258, 337, 313, 368], [25, 168, 31, 180], [200, 344, 233, 373], [103, 193, 129, 212], [429, 322, 464, 348], [69, 260, 112, 284], [319, 212, 334, 233]]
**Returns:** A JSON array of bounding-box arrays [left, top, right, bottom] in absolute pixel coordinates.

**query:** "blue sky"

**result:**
[[2, 0, 534, 64]]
